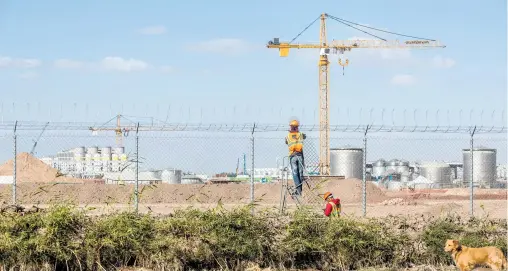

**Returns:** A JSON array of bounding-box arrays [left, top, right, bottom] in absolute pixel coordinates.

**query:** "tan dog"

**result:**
[[444, 239, 507, 271]]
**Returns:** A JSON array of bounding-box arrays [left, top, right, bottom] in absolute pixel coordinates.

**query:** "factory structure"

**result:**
[[325, 147, 506, 189], [38, 144, 506, 189], [39, 146, 208, 184], [40, 146, 129, 178]]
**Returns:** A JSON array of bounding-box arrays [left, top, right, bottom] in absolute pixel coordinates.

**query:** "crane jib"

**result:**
[[405, 40, 431, 44]]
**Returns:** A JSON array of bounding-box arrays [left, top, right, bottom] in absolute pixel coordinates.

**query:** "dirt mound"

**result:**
[[319, 179, 389, 203], [0, 152, 82, 183], [380, 197, 417, 206], [0, 178, 388, 205]]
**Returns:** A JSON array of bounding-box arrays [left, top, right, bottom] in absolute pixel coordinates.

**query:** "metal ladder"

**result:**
[[278, 156, 313, 214]]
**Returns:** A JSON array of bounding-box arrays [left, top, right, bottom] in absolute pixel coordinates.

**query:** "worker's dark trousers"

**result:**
[[290, 154, 304, 195]]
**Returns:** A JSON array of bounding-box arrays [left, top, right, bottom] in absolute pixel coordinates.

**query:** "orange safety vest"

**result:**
[[328, 201, 341, 218], [286, 132, 304, 156]]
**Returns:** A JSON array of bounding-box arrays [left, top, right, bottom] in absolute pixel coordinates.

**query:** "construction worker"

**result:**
[[323, 191, 341, 217], [285, 119, 306, 197]]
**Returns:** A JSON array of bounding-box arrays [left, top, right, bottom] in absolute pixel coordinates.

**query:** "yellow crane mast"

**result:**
[[267, 13, 446, 175], [89, 114, 130, 147]]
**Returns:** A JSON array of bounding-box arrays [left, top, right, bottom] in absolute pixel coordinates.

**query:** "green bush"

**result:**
[[0, 204, 506, 271]]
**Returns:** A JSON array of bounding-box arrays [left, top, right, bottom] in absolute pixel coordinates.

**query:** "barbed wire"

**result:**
[[0, 123, 504, 134], [0, 107, 505, 125], [0, 108, 505, 133]]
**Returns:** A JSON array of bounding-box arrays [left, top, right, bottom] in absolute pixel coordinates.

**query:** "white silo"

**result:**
[[462, 148, 497, 187], [101, 147, 112, 172]]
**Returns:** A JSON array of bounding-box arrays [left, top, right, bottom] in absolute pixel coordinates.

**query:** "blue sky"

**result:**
[[0, 0, 506, 126]]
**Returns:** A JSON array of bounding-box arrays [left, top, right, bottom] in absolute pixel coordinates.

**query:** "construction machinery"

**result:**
[[267, 13, 446, 175], [89, 114, 129, 147], [30, 122, 49, 155]]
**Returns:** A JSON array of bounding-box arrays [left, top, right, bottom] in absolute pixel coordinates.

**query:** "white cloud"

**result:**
[[54, 59, 84, 69], [100, 57, 149, 72], [18, 71, 39, 79], [54, 57, 151, 72], [138, 25, 167, 35], [432, 55, 455, 68], [391, 74, 416, 86], [0, 56, 41, 68], [188, 38, 256, 55]]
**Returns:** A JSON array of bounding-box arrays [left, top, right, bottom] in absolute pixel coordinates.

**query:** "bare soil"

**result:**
[[0, 153, 505, 219]]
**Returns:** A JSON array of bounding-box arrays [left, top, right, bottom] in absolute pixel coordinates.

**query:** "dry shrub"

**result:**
[[0, 204, 506, 271]]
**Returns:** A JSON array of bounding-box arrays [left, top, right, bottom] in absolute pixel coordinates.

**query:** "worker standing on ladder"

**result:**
[[285, 119, 306, 198]]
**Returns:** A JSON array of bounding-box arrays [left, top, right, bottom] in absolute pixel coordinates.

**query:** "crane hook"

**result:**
[[338, 58, 349, 76]]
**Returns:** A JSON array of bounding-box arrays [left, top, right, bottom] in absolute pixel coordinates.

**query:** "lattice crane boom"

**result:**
[[267, 13, 445, 175]]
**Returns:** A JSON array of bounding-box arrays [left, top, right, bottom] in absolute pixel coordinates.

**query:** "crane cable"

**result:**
[[326, 14, 436, 41], [328, 15, 387, 41], [288, 15, 321, 44]]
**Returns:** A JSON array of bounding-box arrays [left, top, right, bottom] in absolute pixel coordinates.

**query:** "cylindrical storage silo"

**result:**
[[400, 171, 411, 183], [73, 147, 86, 159], [120, 153, 127, 161], [396, 160, 409, 174], [372, 159, 386, 180], [462, 148, 497, 187], [419, 162, 452, 188], [113, 147, 125, 155], [386, 159, 399, 172], [181, 176, 203, 184], [161, 169, 182, 184], [93, 153, 102, 172], [329, 148, 363, 179], [101, 147, 112, 172], [87, 147, 98, 155]]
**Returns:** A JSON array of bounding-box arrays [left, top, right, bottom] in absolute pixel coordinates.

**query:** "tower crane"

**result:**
[[89, 114, 131, 147], [267, 13, 446, 175]]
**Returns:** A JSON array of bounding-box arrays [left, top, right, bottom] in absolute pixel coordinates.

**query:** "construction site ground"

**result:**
[[0, 182, 505, 219], [0, 153, 505, 218]]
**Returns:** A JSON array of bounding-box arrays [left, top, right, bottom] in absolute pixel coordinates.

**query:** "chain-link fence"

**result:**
[[0, 126, 505, 217]]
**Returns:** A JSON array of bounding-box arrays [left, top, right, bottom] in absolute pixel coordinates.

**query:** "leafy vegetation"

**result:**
[[0, 204, 506, 270]]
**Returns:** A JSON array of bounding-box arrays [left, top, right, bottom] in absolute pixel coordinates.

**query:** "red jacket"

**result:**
[[324, 198, 341, 217]]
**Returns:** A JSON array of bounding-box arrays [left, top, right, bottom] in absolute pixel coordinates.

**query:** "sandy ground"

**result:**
[[0, 152, 505, 218], [1, 182, 505, 219]]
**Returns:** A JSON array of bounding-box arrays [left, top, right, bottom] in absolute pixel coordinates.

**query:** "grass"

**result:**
[[0, 204, 506, 271]]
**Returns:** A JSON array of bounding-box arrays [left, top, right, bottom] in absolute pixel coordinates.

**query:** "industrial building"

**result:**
[[40, 146, 130, 179], [323, 146, 505, 190]]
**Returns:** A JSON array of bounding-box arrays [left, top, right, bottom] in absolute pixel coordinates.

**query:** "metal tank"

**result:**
[[396, 160, 409, 174], [93, 153, 102, 172], [400, 171, 411, 183], [181, 175, 203, 184], [161, 169, 182, 184], [462, 148, 497, 187], [418, 162, 452, 187], [101, 147, 112, 172], [372, 159, 386, 179], [113, 147, 124, 154], [87, 147, 98, 154], [329, 148, 363, 179], [72, 147, 86, 159], [386, 159, 399, 172]]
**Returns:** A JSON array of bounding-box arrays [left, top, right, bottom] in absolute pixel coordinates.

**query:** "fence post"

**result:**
[[362, 125, 370, 217], [250, 123, 256, 214], [135, 123, 140, 213], [469, 126, 476, 217], [12, 121, 17, 205]]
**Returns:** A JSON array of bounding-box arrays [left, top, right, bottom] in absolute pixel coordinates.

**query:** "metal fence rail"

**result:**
[[0, 122, 505, 217]]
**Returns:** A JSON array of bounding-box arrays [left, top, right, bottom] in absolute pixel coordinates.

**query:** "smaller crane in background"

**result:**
[[89, 114, 134, 148], [30, 122, 49, 156]]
